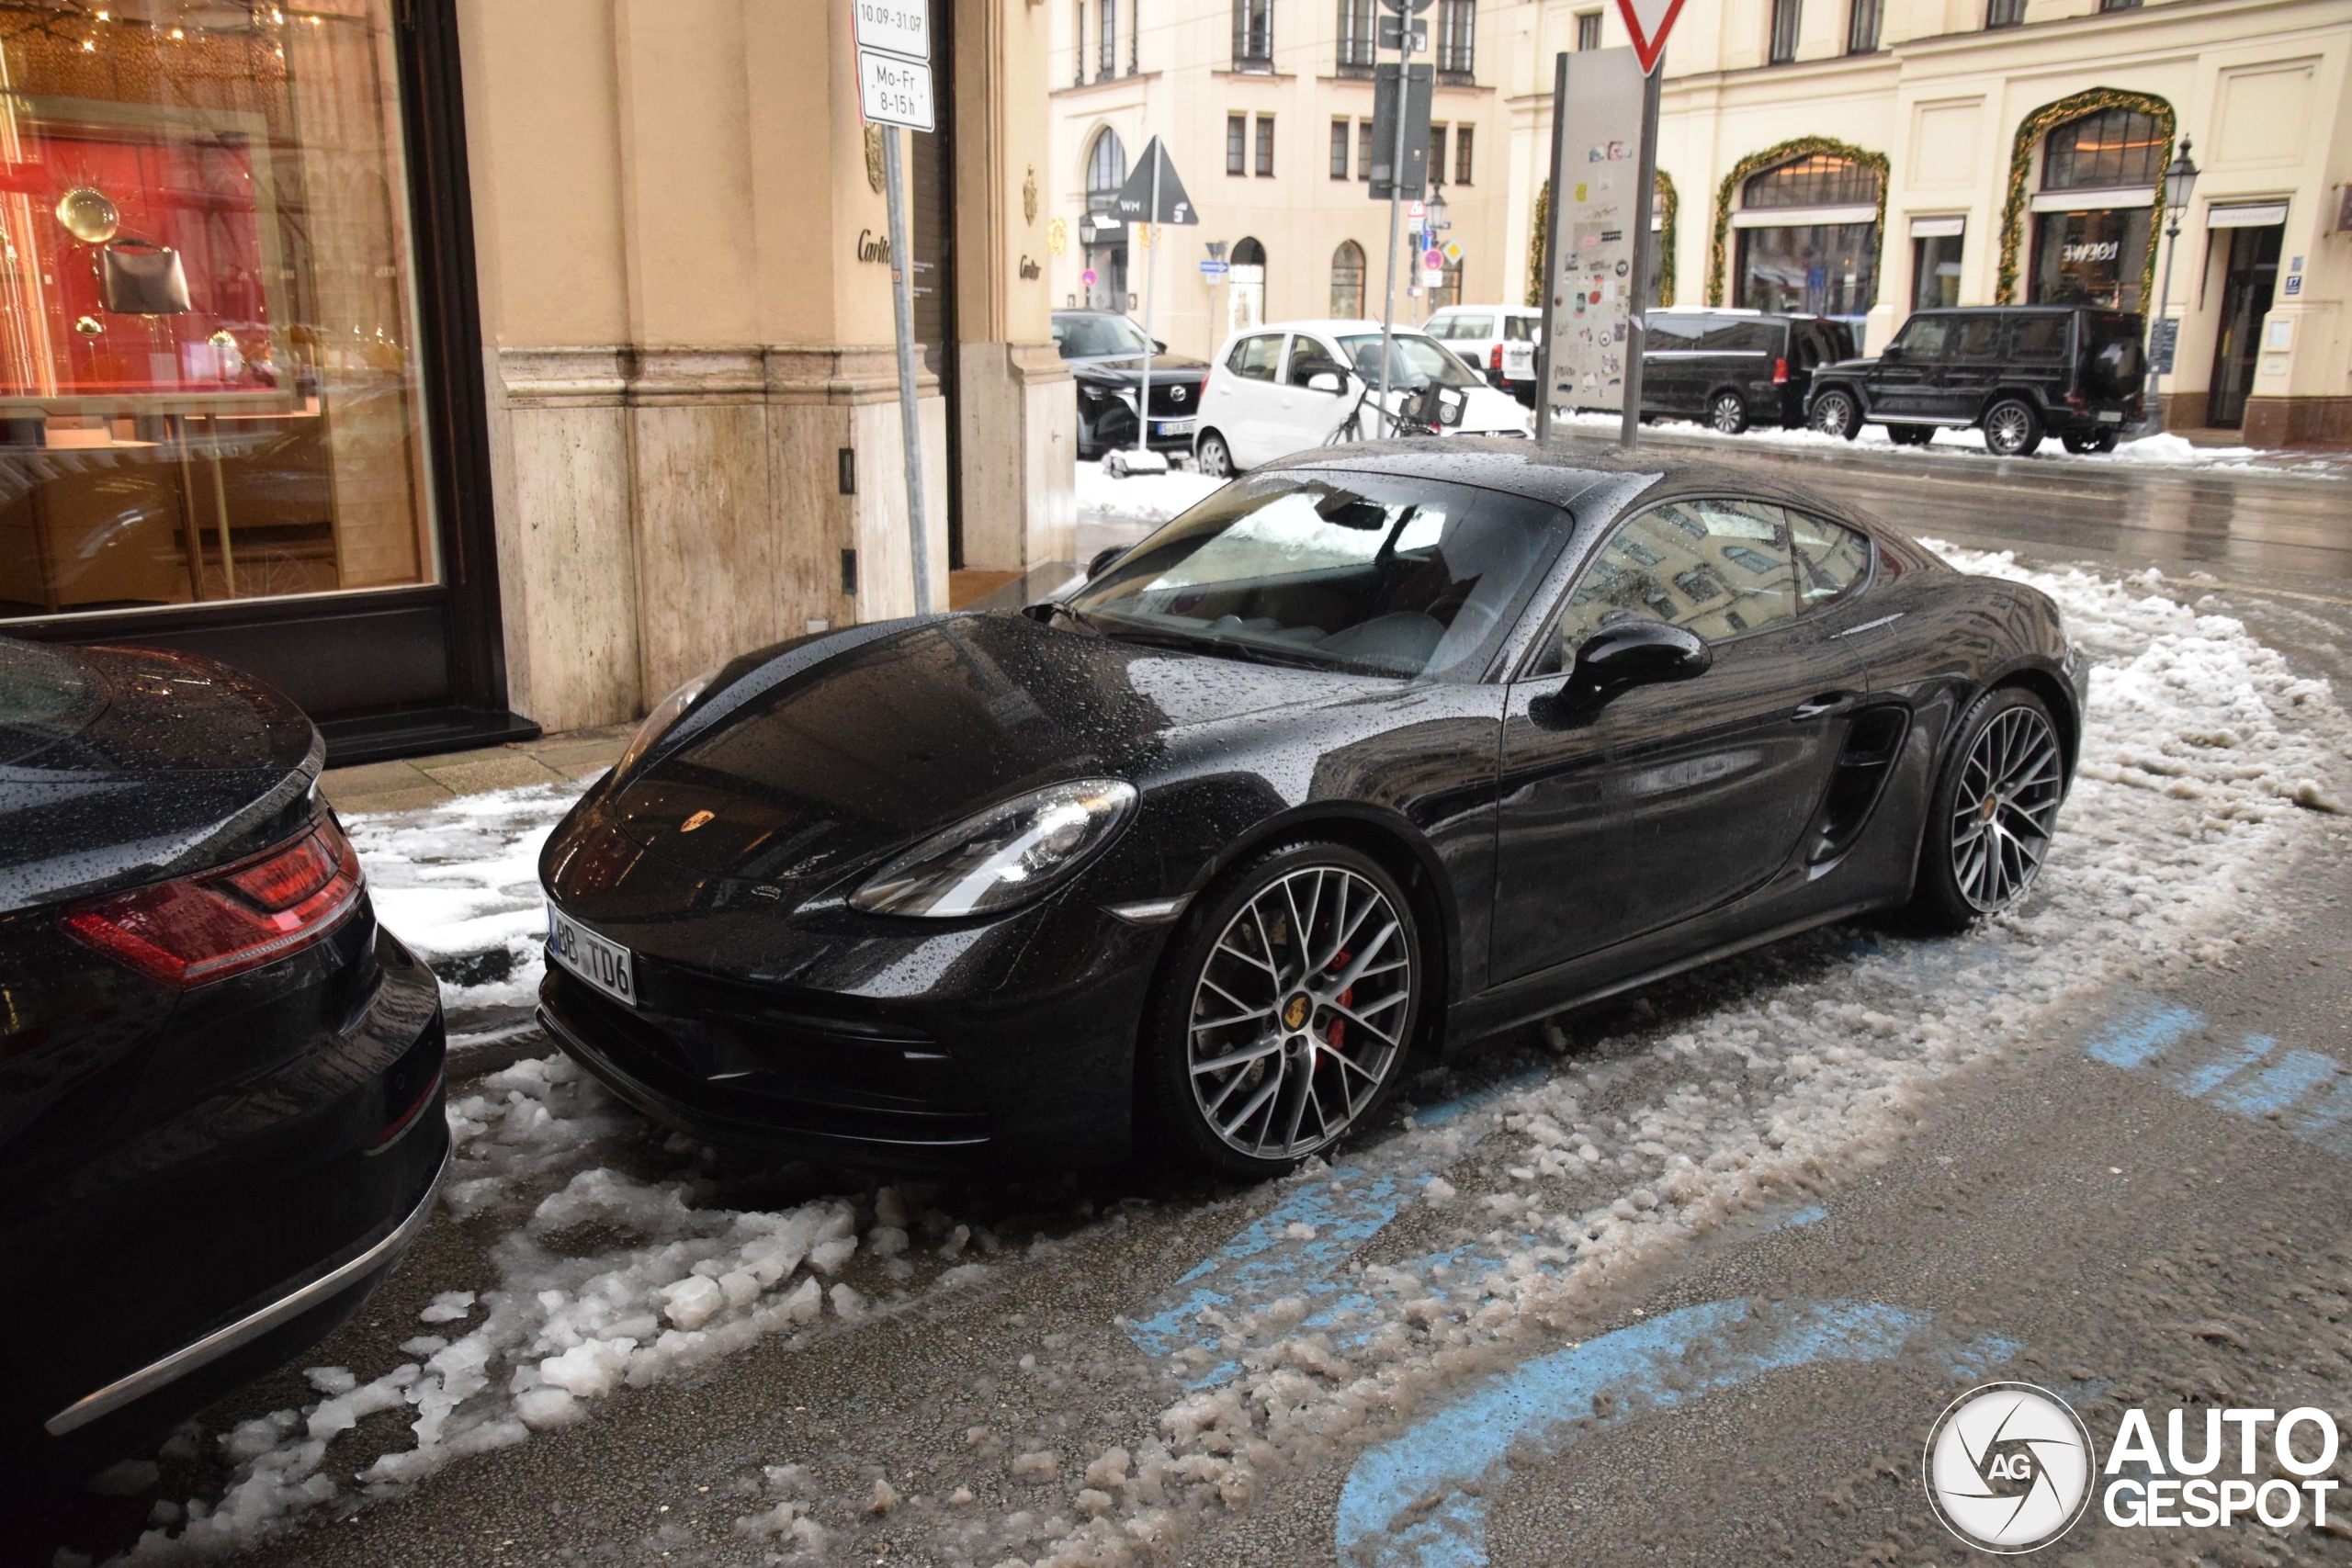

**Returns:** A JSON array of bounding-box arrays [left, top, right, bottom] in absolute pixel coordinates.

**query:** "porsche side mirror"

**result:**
[[1086, 545, 1128, 581], [1532, 622, 1711, 726], [1306, 371, 1345, 394]]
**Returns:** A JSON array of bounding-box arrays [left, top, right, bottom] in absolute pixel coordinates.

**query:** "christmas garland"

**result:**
[[1526, 171, 1678, 308], [1994, 87, 2175, 307], [1705, 137, 1889, 308]]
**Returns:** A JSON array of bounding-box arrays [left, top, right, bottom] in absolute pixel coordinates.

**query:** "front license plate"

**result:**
[[1155, 418, 1195, 436], [2098, 411, 2122, 423], [548, 903, 636, 1007]]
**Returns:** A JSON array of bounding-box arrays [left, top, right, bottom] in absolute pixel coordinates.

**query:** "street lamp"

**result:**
[[2145, 137, 2199, 434]]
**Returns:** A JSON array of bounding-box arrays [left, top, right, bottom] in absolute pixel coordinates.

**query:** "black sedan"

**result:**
[[0, 639, 446, 1484], [1053, 309, 1209, 462], [538, 445, 2087, 1179]]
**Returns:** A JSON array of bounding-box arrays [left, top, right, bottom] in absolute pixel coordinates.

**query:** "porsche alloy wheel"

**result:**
[[1910, 688, 2065, 930], [1949, 703, 2064, 912], [1159, 846, 1418, 1173]]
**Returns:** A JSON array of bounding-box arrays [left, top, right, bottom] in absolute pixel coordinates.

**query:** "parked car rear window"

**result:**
[[2008, 314, 2070, 362], [1446, 315, 1493, 338], [1055, 314, 1151, 358], [1504, 315, 1536, 341], [0, 639, 106, 764], [1228, 333, 1285, 381], [1700, 320, 1776, 354]]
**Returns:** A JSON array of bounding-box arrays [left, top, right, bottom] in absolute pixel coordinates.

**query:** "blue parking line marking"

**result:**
[[2082, 992, 2352, 1157], [2083, 1001, 2204, 1069], [1771, 1202, 1828, 1230], [1333, 1298, 2018, 1568]]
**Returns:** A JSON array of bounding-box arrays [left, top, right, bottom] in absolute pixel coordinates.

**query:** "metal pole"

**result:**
[[1135, 148, 1159, 464], [2146, 215, 2181, 435], [882, 124, 932, 614], [1376, 34, 1414, 437], [1532, 50, 1569, 445], [1620, 54, 1663, 451]]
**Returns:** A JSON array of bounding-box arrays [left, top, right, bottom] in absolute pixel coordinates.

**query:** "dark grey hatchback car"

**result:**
[[1805, 305, 2146, 456]]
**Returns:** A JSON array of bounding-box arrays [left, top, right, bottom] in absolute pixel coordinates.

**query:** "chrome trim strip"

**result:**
[[45, 1144, 449, 1438], [1831, 612, 1906, 639], [1107, 895, 1192, 924]]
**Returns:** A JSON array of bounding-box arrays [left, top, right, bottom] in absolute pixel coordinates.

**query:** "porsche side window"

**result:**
[[1788, 510, 1872, 607], [1229, 333, 1284, 381], [1548, 500, 1800, 667]]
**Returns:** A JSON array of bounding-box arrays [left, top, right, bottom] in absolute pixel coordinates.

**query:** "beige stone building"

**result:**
[[9, 0, 1075, 753], [1052, 0, 2347, 444]]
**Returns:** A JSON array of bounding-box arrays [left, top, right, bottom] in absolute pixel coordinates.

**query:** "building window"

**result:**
[[1337, 0, 1376, 72], [1769, 0, 1801, 63], [1088, 127, 1130, 206], [1255, 114, 1276, 175], [1130, 0, 1141, 72], [1074, 0, 1087, 83], [1576, 10, 1602, 50], [1234, 0, 1273, 69], [1331, 240, 1367, 315], [2098, 0, 2143, 9], [1734, 152, 1883, 325], [2029, 108, 2165, 311], [1436, 0, 1476, 78], [1984, 0, 2025, 26], [1428, 255, 1464, 311], [0, 0, 444, 626], [1911, 225, 1963, 310], [1847, 0, 1883, 51], [1430, 125, 1449, 186], [1229, 236, 1268, 333], [1455, 126, 1475, 185], [1359, 119, 1374, 181], [1330, 118, 1351, 178], [1083, 128, 1131, 310], [1100, 0, 1117, 78], [1227, 113, 1248, 175]]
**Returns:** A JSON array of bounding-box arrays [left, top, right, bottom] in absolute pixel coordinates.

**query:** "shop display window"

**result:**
[[0, 0, 435, 619]]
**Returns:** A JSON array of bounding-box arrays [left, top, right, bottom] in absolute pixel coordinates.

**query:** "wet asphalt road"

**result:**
[[30, 443, 2352, 1568]]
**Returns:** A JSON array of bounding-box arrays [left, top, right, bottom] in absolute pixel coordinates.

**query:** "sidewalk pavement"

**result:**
[[319, 725, 633, 815]]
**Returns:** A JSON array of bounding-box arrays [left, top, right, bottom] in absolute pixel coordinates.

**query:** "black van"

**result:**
[[1638, 310, 1857, 434], [1804, 306, 2145, 457]]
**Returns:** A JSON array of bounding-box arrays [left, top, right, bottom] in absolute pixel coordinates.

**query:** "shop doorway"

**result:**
[[2205, 223, 2280, 430]]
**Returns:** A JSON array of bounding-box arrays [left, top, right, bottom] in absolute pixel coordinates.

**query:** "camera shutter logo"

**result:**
[[1924, 1382, 2096, 1553]]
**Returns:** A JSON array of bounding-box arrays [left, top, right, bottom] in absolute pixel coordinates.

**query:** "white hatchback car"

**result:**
[[1192, 320, 1532, 477], [1423, 303, 1544, 405]]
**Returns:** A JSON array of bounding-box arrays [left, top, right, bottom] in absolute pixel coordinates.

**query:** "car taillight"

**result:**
[[2066, 390, 2087, 409], [62, 812, 366, 988], [1772, 356, 1789, 386], [1490, 344, 1504, 372]]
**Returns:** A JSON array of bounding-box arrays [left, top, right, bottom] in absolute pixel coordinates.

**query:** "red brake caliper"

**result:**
[[1324, 950, 1351, 1057]]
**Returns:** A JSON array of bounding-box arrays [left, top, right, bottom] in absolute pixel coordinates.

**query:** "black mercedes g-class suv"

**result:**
[[1804, 305, 2145, 456]]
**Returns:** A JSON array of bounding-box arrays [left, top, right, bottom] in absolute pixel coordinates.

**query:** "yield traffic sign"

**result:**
[[1613, 0, 1685, 73]]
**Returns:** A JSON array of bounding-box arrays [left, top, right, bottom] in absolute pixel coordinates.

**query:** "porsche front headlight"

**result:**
[[613, 668, 718, 783], [850, 779, 1137, 919]]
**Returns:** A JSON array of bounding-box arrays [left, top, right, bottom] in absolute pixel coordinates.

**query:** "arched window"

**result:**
[[1329, 240, 1366, 316], [1427, 254, 1463, 312], [2039, 107, 2164, 192], [1085, 128, 1128, 209], [2028, 107, 2165, 310], [1732, 151, 1882, 324], [1741, 152, 1880, 209], [1228, 236, 1267, 333]]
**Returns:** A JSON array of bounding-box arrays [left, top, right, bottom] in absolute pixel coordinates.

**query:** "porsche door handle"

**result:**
[[1792, 692, 1858, 722]]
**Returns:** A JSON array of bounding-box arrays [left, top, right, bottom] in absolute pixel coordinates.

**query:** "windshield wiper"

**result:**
[[1086, 619, 1357, 671]]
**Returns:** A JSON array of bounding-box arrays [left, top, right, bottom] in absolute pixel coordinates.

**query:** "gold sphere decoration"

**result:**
[[74, 314, 104, 337], [56, 186, 119, 244]]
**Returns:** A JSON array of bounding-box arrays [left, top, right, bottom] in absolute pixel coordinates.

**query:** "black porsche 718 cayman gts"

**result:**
[[539, 444, 2088, 1179]]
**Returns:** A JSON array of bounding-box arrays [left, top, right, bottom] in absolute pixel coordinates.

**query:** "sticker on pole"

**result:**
[[858, 50, 933, 131], [1613, 0, 1685, 73]]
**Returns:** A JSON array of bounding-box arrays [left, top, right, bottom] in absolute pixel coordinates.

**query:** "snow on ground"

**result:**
[[345, 784, 584, 1021], [1075, 459, 1226, 525], [120, 549, 2346, 1564], [1547, 409, 2346, 477]]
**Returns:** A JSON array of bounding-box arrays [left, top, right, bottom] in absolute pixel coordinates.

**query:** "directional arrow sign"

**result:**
[[1112, 137, 1198, 225], [1614, 0, 1685, 73]]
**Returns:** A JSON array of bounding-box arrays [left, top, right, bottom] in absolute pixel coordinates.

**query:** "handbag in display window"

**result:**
[[100, 237, 190, 315]]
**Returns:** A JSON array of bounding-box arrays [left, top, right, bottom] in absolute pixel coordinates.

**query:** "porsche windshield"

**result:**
[[1061, 472, 1565, 678]]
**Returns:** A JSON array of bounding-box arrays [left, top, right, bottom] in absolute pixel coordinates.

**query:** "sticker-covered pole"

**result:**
[[883, 124, 931, 612], [1620, 50, 1662, 452], [1533, 50, 1569, 446]]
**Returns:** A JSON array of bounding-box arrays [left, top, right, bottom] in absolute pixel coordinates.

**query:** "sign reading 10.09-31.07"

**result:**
[[855, 0, 934, 133]]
